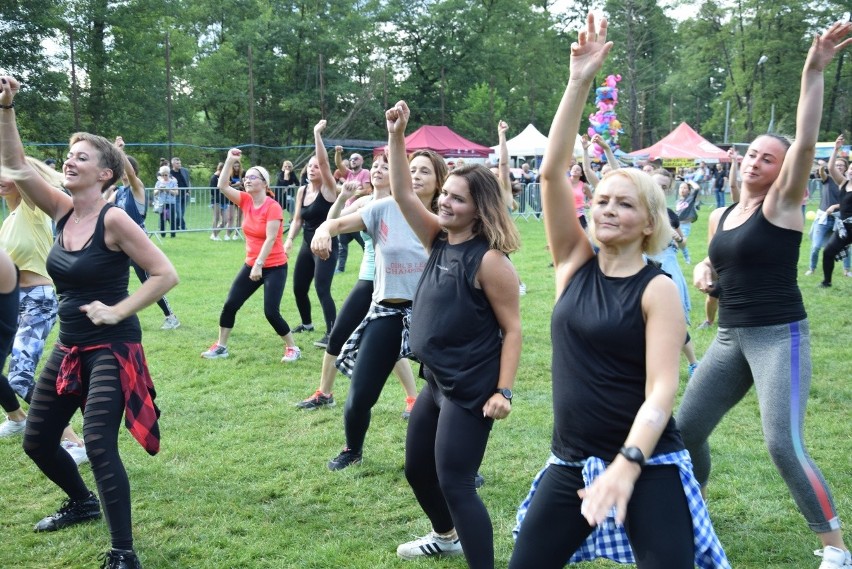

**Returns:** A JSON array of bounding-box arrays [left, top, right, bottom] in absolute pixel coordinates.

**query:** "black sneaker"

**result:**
[[99, 549, 142, 569], [292, 323, 314, 333], [313, 333, 330, 349], [34, 491, 101, 532], [328, 447, 362, 471]]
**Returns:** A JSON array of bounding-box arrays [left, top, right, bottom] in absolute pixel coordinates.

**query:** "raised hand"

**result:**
[[386, 101, 410, 135], [805, 21, 852, 72], [498, 120, 509, 136], [836, 134, 845, 150], [569, 13, 613, 85], [314, 120, 327, 135], [591, 133, 610, 150], [0, 76, 21, 106]]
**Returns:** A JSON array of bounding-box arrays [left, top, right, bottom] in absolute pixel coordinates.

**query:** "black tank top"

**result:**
[[709, 203, 806, 328], [839, 182, 852, 219], [47, 205, 141, 345], [299, 187, 335, 233], [551, 257, 683, 462], [410, 235, 502, 410]]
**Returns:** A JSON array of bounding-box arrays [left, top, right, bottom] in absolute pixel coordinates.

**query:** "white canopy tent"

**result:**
[[490, 123, 582, 166]]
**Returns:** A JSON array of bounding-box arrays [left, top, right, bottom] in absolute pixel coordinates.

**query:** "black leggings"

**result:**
[[343, 314, 403, 454], [508, 463, 694, 569], [405, 381, 494, 569], [327, 279, 373, 356], [219, 264, 291, 336], [0, 373, 19, 412], [821, 223, 852, 285], [132, 262, 173, 318], [158, 205, 177, 237], [23, 347, 134, 551], [337, 231, 365, 271], [293, 232, 337, 331]]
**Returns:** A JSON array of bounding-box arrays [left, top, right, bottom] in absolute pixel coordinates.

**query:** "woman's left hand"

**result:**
[[482, 393, 511, 420], [80, 301, 122, 326], [577, 460, 638, 526], [386, 101, 410, 135]]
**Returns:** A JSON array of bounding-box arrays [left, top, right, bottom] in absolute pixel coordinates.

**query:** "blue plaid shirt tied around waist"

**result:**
[[513, 450, 730, 568], [335, 302, 415, 377]]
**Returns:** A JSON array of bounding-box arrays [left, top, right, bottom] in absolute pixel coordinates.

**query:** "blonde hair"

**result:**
[[588, 169, 671, 255]]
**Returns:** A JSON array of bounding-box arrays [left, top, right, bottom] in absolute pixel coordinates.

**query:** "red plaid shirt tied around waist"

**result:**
[[55, 342, 161, 455]]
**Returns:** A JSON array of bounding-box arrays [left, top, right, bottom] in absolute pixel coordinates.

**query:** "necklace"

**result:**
[[73, 207, 100, 224]]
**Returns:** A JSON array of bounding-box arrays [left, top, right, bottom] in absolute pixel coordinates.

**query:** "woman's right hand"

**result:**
[[693, 260, 715, 293], [310, 222, 334, 260], [314, 120, 327, 135], [836, 134, 845, 150]]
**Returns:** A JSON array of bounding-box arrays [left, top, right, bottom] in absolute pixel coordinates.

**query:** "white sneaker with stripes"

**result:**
[[397, 531, 462, 560]]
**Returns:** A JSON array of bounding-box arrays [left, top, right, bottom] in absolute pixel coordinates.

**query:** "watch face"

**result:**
[[498, 388, 513, 400]]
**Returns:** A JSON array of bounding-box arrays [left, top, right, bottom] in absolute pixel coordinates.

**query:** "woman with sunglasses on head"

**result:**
[[677, 20, 852, 569], [1, 74, 178, 569], [201, 149, 300, 363]]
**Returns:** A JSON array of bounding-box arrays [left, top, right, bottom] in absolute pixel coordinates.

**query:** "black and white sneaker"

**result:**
[[292, 323, 314, 333], [397, 531, 463, 560], [327, 447, 362, 471], [99, 548, 142, 569], [313, 333, 330, 349], [34, 491, 101, 532]]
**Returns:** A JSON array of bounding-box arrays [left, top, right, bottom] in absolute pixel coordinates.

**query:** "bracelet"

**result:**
[[0, 102, 14, 109]]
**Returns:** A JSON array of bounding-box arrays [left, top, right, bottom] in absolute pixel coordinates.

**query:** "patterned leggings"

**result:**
[[8, 285, 58, 401]]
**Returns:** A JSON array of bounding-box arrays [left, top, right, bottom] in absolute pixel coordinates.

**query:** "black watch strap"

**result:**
[[619, 446, 645, 467]]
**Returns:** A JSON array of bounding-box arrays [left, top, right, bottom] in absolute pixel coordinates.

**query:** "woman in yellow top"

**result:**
[[0, 157, 86, 462]]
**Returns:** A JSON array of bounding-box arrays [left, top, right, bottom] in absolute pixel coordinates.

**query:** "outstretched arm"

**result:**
[[827, 134, 846, 186], [543, 13, 612, 297], [115, 137, 146, 204], [727, 147, 740, 203], [314, 121, 339, 203], [497, 120, 514, 210], [0, 76, 71, 220], [386, 101, 441, 249], [593, 133, 619, 171], [773, 22, 852, 210], [580, 135, 601, 189]]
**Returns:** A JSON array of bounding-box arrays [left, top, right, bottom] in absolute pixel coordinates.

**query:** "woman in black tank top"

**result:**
[[284, 120, 340, 339], [0, 76, 179, 569], [509, 16, 728, 569], [679, 21, 851, 565], [386, 101, 521, 569]]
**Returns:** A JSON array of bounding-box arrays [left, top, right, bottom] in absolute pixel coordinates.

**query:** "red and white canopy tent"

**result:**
[[627, 122, 730, 167], [373, 125, 492, 158]]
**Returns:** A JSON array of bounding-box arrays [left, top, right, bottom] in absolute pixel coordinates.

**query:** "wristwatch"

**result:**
[[495, 387, 513, 402], [619, 446, 645, 467]]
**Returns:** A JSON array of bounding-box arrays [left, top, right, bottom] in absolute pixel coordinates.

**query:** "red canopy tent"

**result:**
[[373, 125, 492, 158], [627, 122, 730, 165]]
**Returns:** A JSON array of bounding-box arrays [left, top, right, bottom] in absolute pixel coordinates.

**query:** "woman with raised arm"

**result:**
[[508, 15, 728, 569], [678, 21, 851, 569], [310, 148, 444, 472], [200, 149, 300, 363], [295, 157, 418, 418], [0, 157, 86, 463], [105, 137, 180, 330], [0, 75, 178, 569], [386, 101, 521, 569], [819, 134, 852, 287], [284, 120, 339, 346]]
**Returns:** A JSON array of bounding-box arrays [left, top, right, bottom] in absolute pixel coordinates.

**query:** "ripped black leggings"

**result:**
[[23, 346, 134, 551]]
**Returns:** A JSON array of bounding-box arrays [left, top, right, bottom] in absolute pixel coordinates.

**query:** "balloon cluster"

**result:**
[[587, 74, 623, 160]]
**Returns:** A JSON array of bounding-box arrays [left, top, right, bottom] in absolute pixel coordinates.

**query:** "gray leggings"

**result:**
[[676, 319, 841, 534]]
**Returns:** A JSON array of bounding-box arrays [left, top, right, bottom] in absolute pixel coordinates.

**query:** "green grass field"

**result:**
[[0, 204, 849, 568]]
